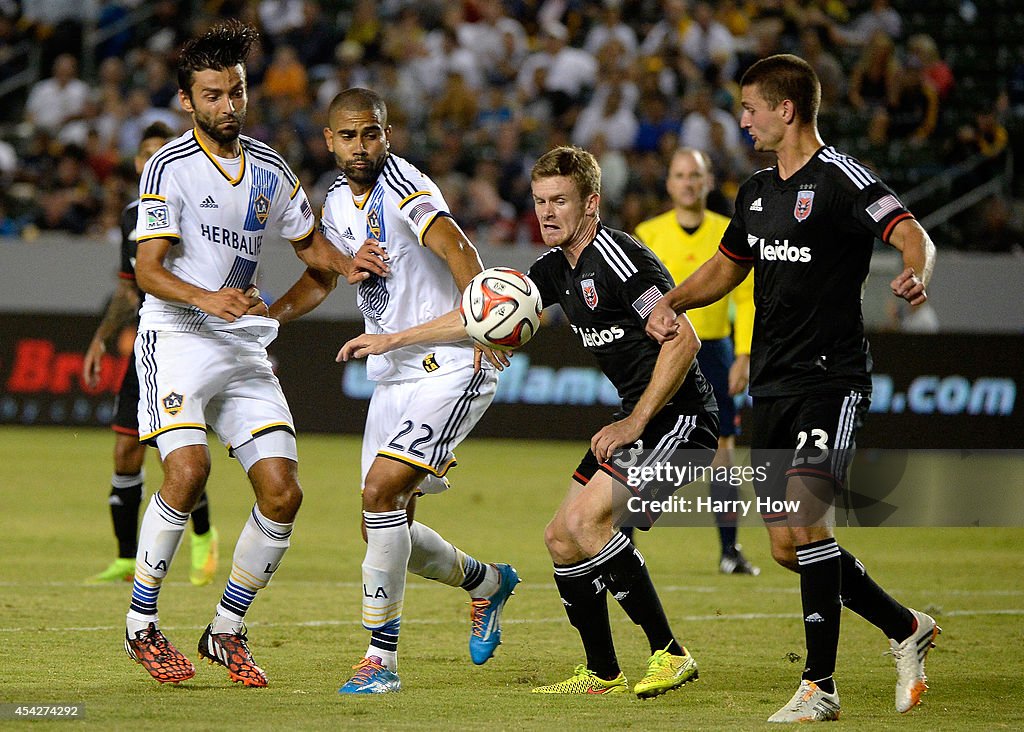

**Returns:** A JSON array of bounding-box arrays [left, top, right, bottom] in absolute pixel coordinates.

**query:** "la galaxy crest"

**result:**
[[162, 391, 184, 416], [581, 278, 598, 310], [253, 193, 271, 225], [794, 190, 815, 222]]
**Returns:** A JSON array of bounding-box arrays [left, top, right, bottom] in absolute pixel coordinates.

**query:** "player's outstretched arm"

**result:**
[[422, 215, 485, 292], [269, 266, 339, 326], [887, 218, 936, 306], [135, 237, 257, 321], [83, 278, 140, 388], [646, 251, 751, 343], [337, 310, 466, 361], [592, 314, 701, 462], [290, 229, 389, 283]]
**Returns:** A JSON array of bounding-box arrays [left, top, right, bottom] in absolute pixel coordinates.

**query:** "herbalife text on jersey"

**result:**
[[625, 463, 768, 488]]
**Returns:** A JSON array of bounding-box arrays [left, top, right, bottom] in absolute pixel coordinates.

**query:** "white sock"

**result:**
[[127, 493, 187, 635], [407, 521, 500, 598], [362, 510, 411, 670], [213, 505, 292, 632]]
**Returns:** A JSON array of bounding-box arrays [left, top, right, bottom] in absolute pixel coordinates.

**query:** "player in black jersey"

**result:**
[[82, 122, 219, 587], [647, 55, 939, 722], [525, 146, 719, 697]]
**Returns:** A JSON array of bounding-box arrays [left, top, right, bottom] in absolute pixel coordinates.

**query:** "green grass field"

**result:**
[[1, 427, 1021, 730]]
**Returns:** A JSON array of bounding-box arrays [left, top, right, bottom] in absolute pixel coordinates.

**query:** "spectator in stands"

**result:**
[[634, 92, 680, 154], [907, 34, 954, 103], [258, 0, 305, 40], [285, 0, 339, 72], [584, 1, 638, 61], [263, 44, 309, 111], [799, 25, 845, 111], [639, 0, 688, 59], [679, 83, 742, 160], [826, 0, 902, 47], [459, 0, 529, 73], [847, 31, 900, 112], [516, 21, 598, 125], [24, 53, 90, 134], [572, 75, 639, 152], [681, 1, 738, 81], [885, 60, 940, 145], [34, 145, 97, 234]]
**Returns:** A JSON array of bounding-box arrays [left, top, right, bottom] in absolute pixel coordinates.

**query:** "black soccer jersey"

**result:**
[[719, 145, 914, 398], [119, 199, 140, 283], [528, 224, 716, 415]]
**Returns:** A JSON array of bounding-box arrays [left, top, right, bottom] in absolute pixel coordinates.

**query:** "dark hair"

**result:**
[[141, 121, 174, 142], [531, 146, 601, 199], [328, 87, 388, 127], [740, 53, 820, 124], [176, 20, 259, 96]]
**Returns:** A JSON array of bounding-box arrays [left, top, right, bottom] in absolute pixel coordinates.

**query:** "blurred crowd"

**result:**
[[0, 0, 1020, 250]]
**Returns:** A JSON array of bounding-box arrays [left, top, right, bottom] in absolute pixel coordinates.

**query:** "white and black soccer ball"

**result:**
[[460, 267, 542, 351]]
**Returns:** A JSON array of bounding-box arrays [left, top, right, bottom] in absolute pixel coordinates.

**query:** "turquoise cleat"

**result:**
[[469, 563, 521, 665]]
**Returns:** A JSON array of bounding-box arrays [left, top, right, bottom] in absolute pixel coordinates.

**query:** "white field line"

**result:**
[[0, 608, 1020, 634]]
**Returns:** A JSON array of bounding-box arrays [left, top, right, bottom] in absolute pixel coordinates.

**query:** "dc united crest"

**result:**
[[794, 190, 815, 221], [161, 391, 184, 416], [581, 278, 598, 309]]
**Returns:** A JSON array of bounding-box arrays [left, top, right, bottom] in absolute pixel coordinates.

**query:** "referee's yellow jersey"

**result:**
[[635, 209, 754, 355]]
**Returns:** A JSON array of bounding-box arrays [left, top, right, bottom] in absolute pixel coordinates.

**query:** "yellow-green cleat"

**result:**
[[531, 665, 629, 695], [634, 647, 699, 699], [189, 527, 219, 586], [85, 557, 135, 584]]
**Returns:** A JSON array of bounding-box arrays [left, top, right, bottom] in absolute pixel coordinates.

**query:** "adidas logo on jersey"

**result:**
[[805, 612, 825, 623], [200, 195, 218, 208], [342, 227, 356, 240], [749, 197, 763, 212]]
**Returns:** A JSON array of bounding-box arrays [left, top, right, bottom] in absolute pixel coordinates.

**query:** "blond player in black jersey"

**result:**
[[647, 55, 939, 722]]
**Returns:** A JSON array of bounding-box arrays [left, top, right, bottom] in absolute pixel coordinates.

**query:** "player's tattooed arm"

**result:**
[[83, 278, 140, 388], [887, 218, 936, 306]]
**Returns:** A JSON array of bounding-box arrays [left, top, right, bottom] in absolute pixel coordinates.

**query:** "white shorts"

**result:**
[[363, 366, 498, 494], [135, 329, 295, 460]]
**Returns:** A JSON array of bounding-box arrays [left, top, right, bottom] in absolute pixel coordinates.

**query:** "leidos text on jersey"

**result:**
[[757, 238, 811, 263]]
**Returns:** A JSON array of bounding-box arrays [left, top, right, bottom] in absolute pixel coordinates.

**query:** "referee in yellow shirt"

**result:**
[[635, 148, 759, 575]]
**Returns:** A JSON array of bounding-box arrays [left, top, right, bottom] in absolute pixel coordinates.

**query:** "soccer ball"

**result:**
[[460, 267, 542, 351]]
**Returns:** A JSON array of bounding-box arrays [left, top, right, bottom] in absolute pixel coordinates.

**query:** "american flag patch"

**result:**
[[631, 285, 663, 319], [300, 198, 312, 218], [866, 194, 901, 222], [409, 201, 438, 226]]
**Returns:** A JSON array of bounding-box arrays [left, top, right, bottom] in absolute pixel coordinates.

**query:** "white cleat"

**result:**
[[768, 680, 841, 723], [891, 608, 941, 713]]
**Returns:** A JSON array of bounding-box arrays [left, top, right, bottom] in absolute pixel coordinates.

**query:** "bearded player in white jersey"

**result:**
[[270, 88, 519, 694], [123, 21, 375, 688]]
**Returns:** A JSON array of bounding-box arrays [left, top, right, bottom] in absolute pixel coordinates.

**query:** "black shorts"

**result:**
[[111, 350, 139, 436], [695, 337, 739, 438], [751, 390, 869, 522], [573, 404, 719, 528]]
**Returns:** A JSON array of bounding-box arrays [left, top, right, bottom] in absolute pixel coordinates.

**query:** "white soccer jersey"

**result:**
[[320, 153, 477, 382], [136, 129, 315, 333]]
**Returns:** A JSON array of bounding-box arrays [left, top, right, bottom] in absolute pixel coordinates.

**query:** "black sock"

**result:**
[[190, 491, 211, 536], [600, 532, 682, 656], [796, 538, 842, 690], [553, 565, 618, 680], [710, 479, 738, 553], [109, 475, 144, 558], [838, 547, 915, 641]]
